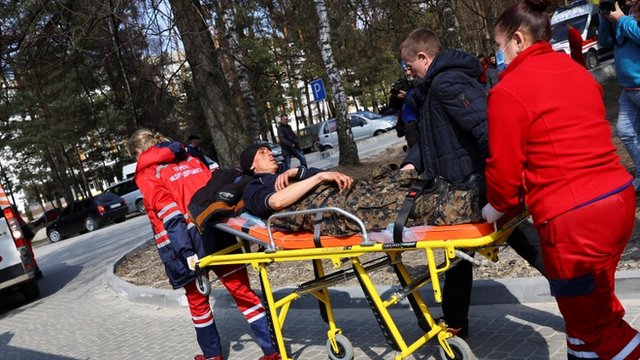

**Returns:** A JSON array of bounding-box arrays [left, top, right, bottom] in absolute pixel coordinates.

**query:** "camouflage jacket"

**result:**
[[270, 165, 483, 236]]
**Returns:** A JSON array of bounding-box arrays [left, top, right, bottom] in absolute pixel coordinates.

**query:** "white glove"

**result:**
[[482, 203, 505, 224], [186, 254, 199, 271]]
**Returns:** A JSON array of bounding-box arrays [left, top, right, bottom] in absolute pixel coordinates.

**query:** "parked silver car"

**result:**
[[104, 178, 145, 215], [352, 110, 398, 127], [315, 113, 395, 151]]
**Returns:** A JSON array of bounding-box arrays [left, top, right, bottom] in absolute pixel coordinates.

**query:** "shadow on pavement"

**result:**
[[0, 332, 80, 360], [0, 262, 81, 314]]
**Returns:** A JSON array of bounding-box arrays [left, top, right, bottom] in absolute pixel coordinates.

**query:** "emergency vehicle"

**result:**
[[550, 0, 613, 69], [0, 184, 40, 301]]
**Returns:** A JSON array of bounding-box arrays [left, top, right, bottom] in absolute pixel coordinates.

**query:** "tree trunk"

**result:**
[[218, 0, 260, 143], [32, 77, 75, 204], [303, 79, 314, 125], [74, 145, 90, 198], [60, 146, 84, 199], [314, 0, 358, 166], [107, 0, 139, 133], [168, 0, 248, 168], [437, 0, 463, 49]]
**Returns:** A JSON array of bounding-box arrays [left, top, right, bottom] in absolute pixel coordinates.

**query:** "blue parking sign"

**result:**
[[310, 78, 327, 102]]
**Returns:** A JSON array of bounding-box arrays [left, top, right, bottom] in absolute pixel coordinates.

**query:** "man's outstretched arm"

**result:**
[[268, 171, 352, 211]]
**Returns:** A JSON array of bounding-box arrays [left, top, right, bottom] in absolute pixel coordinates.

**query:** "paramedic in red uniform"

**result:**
[[483, 0, 640, 359], [566, 22, 585, 67], [128, 129, 280, 360]]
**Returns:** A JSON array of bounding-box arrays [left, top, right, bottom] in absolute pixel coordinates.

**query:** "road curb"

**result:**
[[106, 239, 640, 309], [106, 239, 186, 308]]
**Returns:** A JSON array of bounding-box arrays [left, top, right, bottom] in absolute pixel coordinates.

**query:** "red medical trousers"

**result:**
[[537, 186, 640, 359], [185, 264, 275, 357]]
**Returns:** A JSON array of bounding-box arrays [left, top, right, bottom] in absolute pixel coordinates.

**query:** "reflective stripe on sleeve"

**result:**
[[162, 210, 182, 224], [156, 239, 170, 248], [158, 202, 178, 218]]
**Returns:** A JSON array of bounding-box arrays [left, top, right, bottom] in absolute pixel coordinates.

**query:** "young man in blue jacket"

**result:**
[[599, 0, 640, 189], [400, 28, 545, 339]]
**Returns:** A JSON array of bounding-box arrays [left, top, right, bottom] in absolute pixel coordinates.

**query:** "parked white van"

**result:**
[[550, 0, 613, 69], [122, 162, 137, 179]]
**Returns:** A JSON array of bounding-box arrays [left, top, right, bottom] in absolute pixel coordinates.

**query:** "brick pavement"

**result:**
[[2, 277, 640, 359]]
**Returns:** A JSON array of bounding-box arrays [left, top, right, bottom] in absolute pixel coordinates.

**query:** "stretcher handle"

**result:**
[[265, 206, 372, 250], [455, 250, 481, 266]]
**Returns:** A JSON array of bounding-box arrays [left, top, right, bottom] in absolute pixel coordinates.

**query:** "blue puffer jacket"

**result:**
[[599, 14, 640, 88], [401, 50, 488, 186]]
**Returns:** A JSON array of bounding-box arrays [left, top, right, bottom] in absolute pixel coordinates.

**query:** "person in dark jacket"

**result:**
[[276, 114, 307, 170], [399, 62, 420, 149], [186, 134, 209, 166], [485, 53, 500, 90], [389, 62, 419, 150], [399, 28, 545, 339]]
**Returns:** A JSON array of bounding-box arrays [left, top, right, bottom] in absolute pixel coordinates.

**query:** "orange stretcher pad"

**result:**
[[222, 214, 497, 250]]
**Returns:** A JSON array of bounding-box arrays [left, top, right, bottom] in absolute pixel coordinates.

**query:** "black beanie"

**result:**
[[240, 143, 269, 175]]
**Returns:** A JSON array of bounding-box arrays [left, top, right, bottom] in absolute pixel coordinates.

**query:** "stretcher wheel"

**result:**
[[195, 274, 211, 296], [437, 336, 476, 360], [326, 334, 353, 360]]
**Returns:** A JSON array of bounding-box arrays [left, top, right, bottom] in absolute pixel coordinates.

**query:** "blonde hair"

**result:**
[[127, 129, 170, 159], [400, 28, 441, 61]]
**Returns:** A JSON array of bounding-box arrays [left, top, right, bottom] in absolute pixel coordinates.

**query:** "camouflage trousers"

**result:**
[[270, 165, 483, 236]]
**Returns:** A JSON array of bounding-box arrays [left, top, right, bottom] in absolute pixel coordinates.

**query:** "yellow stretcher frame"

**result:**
[[195, 207, 527, 360]]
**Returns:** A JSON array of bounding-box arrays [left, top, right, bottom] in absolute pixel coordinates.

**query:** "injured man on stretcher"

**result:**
[[239, 143, 484, 237]]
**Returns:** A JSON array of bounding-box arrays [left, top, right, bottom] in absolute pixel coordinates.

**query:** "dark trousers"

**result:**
[[282, 147, 307, 170], [442, 221, 545, 330]]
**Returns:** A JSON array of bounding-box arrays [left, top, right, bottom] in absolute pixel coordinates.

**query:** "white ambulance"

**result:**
[[0, 185, 40, 302], [550, 0, 613, 69]]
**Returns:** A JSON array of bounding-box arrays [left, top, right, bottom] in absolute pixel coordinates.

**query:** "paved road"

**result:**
[[291, 129, 406, 170]]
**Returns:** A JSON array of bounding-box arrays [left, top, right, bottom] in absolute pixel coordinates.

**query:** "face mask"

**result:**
[[496, 49, 506, 68]]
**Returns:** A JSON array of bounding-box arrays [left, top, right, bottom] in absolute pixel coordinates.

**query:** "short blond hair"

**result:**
[[127, 129, 170, 159], [400, 28, 441, 61]]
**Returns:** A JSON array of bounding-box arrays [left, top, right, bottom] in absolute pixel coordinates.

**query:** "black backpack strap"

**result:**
[[313, 187, 339, 247], [393, 179, 430, 243]]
